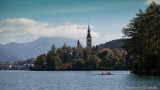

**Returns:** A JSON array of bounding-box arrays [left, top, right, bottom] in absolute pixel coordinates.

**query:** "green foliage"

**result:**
[[98, 39, 126, 50], [99, 50, 109, 59], [47, 50, 56, 69], [0, 62, 4, 70], [73, 58, 85, 70], [34, 54, 47, 70], [83, 48, 91, 60], [86, 55, 101, 70], [51, 44, 56, 52], [122, 2, 160, 75], [33, 43, 129, 70], [33, 44, 62, 70], [49, 55, 62, 70], [61, 44, 72, 63]]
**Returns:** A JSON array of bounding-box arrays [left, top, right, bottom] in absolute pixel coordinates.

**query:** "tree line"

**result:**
[[98, 39, 126, 50], [32, 44, 129, 70]]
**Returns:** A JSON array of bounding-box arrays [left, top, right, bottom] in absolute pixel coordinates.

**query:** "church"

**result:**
[[61, 24, 92, 68], [86, 24, 92, 49], [76, 24, 92, 51]]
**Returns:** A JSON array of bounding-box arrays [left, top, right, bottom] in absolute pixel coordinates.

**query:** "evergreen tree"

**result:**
[[0, 62, 4, 70], [49, 55, 62, 70], [122, 2, 160, 75], [73, 58, 85, 70], [34, 54, 47, 70], [86, 54, 101, 70]]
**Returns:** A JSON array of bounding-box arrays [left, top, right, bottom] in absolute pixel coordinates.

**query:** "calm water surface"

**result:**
[[0, 70, 160, 90]]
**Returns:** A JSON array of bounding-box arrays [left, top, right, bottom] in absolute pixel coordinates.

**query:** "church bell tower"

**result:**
[[86, 24, 92, 49]]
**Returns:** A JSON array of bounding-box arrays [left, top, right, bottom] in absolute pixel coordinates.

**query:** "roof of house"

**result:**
[[76, 40, 83, 50], [61, 63, 72, 67]]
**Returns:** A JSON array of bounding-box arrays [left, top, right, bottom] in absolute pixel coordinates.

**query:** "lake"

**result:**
[[0, 71, 160, 90]]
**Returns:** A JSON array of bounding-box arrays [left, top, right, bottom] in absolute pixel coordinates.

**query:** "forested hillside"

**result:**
[[98, 39, 126, 50]]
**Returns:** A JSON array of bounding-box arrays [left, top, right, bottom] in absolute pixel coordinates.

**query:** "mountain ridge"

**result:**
[[0, 37, 83, 62]]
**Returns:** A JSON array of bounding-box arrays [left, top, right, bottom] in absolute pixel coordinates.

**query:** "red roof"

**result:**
[[76, 44, 83, 50], [61, 63, 72, 67]]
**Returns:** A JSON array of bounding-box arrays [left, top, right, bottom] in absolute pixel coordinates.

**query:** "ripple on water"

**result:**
[[0, 70, 160, 90]]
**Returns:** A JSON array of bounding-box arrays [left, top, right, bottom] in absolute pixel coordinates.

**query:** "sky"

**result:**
[[0, 0, 160, 45]]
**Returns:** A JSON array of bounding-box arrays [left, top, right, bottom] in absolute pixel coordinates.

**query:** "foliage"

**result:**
[[73, 58, 85, 70], [34, 54, 47, 70], [98, 39, 126, 50], [49, 55, 62, 70], [0, 62, 4, 70], [122, 2, 160, 75], [33, 42, 129, 70], [33, 44, 63, 70], [86, 54, 101, 70], [61, 44, 72, 63]]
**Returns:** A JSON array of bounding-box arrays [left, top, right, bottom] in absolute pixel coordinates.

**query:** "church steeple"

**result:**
[[88, 24, 90, 31], [87, 24, 91, 37], [77, 40, 80, 45], [86, 24, 92, 49]]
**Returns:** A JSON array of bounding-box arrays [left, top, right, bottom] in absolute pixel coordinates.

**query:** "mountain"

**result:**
[[0, 37, 82, 62], [0, 47, 25, 62], [98, 39, 126, 50]]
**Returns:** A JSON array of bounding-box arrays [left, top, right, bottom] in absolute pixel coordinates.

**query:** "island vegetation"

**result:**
[[32, 44, 128, 71], [0, 62, 4, 70], [122, 2, 160, 75]]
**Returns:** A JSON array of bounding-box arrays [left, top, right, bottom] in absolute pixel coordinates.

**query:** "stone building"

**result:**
[[86, 24, 92, 49]]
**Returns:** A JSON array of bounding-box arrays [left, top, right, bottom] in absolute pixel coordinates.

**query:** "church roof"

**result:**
[[76, 44, 83, 50], [76, 40, 83, 50]]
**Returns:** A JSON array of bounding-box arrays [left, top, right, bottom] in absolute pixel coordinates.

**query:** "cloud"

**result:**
[[0, 18, 122, 46], [0, 18, 99, 45], [144, 0, 160, 5]]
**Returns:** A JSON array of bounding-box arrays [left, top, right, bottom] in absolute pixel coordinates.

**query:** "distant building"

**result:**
[[86, 24, 92, 49], [76, 40, 83, 58], [61, 63, 72, 69], [76, 40, 83, 51]]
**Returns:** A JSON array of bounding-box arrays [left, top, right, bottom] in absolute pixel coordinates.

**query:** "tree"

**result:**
[[122, 2, 160, 75], [86, 54, 101, 70], [47, 50, 56, 69], [0, 62, 4, 70], [34, 54, 47, 70], [51, 44, 56, 53], [83, 48, 91, 61], [100, 56, 110, 69], [98, 50, 109, 59], [73, 58, 85, 70], [49, 55, 62, 70], [61, 44, 72, 63]]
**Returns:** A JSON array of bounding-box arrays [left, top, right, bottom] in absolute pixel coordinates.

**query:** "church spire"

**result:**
[[87, 24, 91, 37], [77, 40, 80, 45], [86, 24, 92, 49], [88, 24, 90, 31]]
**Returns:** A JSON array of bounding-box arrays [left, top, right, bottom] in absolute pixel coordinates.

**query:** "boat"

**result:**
[[25, 69, 30, 71], [101, 72, 112, 75]]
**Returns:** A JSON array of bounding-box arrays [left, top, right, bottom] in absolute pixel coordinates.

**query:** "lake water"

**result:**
[[0, 71, 160, 90]]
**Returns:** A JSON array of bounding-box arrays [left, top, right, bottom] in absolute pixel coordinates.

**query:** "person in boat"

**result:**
[[101, 72, 111, 75]]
